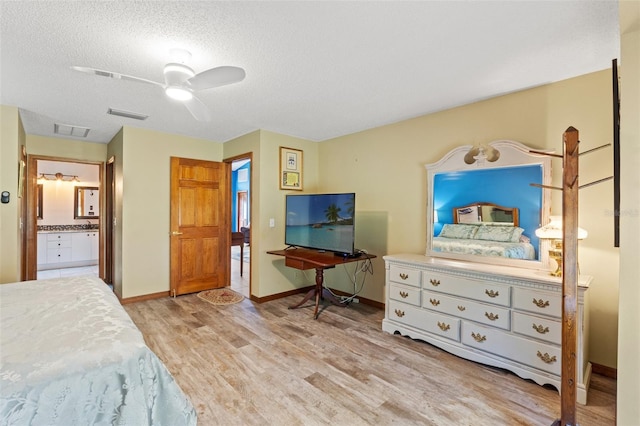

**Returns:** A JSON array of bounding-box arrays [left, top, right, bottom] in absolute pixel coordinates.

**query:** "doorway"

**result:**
[[25, 155, 103, 281], [226, 154, 252, 298]]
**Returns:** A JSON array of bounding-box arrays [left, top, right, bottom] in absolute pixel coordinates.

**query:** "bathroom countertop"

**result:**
[[37, 226, 99, 234]]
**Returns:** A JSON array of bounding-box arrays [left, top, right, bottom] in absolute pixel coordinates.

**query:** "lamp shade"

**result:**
[[535, 216, 588, 240]]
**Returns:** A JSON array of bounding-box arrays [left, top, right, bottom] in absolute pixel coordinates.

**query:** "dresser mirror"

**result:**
[[426, 140, 552, 269], [74, 186, 99, 219]]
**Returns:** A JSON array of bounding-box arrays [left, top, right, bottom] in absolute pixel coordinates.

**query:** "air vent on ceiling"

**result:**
[[95, 70, 114, 78], [107, 108, 149, 120], [54, 123, 90, 138]]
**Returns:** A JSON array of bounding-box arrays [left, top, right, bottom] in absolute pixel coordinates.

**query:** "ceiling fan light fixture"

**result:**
[[163, 63, 195, 85], [165, 86, 193, 101]]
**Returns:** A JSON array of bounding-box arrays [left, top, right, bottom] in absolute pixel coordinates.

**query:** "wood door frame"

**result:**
[[225, 153, 253, 295], [25, 155, 104, 281], [104, 156, 115, 284], [20, 146, 28, 280], [237, 190, 248, 230]]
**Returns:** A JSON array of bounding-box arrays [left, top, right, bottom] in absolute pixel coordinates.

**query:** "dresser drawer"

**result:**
[[512, 312, 561, 344], [512, 287, 561, 318], [422, 271, 510, 307], [389, 264, 421, 287], [47, 233, 71, 242], [422, 290, 510, 330], [461, 322, 560, 375], [388, 300, 460, 341], [47, 239, 72, 249], [389, 283, 421, 306], [47, 247, 72, 263]]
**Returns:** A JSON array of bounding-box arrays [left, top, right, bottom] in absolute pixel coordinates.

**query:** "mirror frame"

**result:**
[[36, 184, 43, 219], [74, 186, 99, 219], [426, 140, 552, 270]]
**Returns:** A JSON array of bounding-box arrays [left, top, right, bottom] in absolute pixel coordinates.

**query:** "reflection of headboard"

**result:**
[[453, 202, 519, 226]]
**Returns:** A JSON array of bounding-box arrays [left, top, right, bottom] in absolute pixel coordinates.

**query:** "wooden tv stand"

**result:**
[[267, 248, 376, 319]]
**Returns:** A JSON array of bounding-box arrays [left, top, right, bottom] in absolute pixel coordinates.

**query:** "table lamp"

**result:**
[[535, 216, 588, 277]]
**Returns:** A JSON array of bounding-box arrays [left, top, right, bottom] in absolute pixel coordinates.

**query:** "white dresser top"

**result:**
[[383, 253, 591, 288]]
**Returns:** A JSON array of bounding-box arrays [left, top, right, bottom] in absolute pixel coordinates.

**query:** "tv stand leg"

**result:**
[[288, 267, 325, 316], [288, 267, 346, 319], [288, 288, 316, 309], [313, 268, 323, 319]]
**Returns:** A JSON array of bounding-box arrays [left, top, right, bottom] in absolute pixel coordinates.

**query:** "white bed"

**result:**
[[432, 236, 536, 259], [432, 220, 536, 260], [0, 275, 196, 425]]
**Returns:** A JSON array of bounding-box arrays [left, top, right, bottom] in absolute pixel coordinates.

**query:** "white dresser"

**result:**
[[382, 253, 591, 404]]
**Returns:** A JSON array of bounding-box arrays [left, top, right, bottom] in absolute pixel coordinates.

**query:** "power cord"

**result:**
[[324, 251, 374, 304]]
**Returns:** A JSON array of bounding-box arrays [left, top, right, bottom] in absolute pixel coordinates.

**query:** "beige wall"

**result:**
[[0, 106, 22, 283], [110, 126, 223, 299], [27, 134, 108, 162], [318, 70, 619, 369], [617, 1, 640, 423]]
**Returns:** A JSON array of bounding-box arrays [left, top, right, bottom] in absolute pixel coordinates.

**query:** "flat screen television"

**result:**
[[285, 193, 356, 256]]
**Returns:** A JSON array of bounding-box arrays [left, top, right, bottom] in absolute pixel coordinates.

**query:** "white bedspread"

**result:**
[[0, 275, 196, 425], [433, 236, 536, 259]]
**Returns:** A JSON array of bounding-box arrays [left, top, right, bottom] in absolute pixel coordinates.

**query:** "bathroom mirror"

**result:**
[[426, 140, 552, 270], [74, 186, 99, 219]]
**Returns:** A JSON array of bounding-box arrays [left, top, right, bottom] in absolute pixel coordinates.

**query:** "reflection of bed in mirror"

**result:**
[[432, 202, 536, 260], [427, 140, 552, 269]]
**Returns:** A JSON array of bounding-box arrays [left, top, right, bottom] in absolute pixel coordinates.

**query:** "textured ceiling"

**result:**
[[0, 1, 620, 144]]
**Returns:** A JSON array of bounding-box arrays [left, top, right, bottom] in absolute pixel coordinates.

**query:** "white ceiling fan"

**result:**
[[72, 49, 245, 122]]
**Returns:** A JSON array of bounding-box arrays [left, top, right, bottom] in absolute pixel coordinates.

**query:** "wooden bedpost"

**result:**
[[554, 126, 580, 426]]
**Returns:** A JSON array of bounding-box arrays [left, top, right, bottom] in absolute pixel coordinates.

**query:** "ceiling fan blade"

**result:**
[[188, 66, 246, 91], [183, 95, 211, 122], [71, 66, 164, 87]]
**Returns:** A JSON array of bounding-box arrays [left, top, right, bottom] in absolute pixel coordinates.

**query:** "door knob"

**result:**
[[171, 231, 183, 235]]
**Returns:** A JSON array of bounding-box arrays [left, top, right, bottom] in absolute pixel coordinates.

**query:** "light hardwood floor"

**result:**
[[124, 292, 616, 426], [229, 248, 250, 297]]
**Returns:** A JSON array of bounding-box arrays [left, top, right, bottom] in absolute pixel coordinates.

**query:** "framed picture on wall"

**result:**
[[279, 147, 303, 190]]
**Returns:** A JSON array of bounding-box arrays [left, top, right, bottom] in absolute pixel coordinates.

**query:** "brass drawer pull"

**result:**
[[485, 289, 499, 298], [533, 324, 550, 334], [399, 291, 409, 298], [537, 351, 557, 364], [437, 321, 450, 332], [399, 273, 409, 280], [471, 332, 486, 343], [485, 312, 499, 321], [429, 298, 440, 306], [394, 309, 405, 318], [457, 305, 466, 311], [532, 298, 550, 308], [430, 279, 440, 287]]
